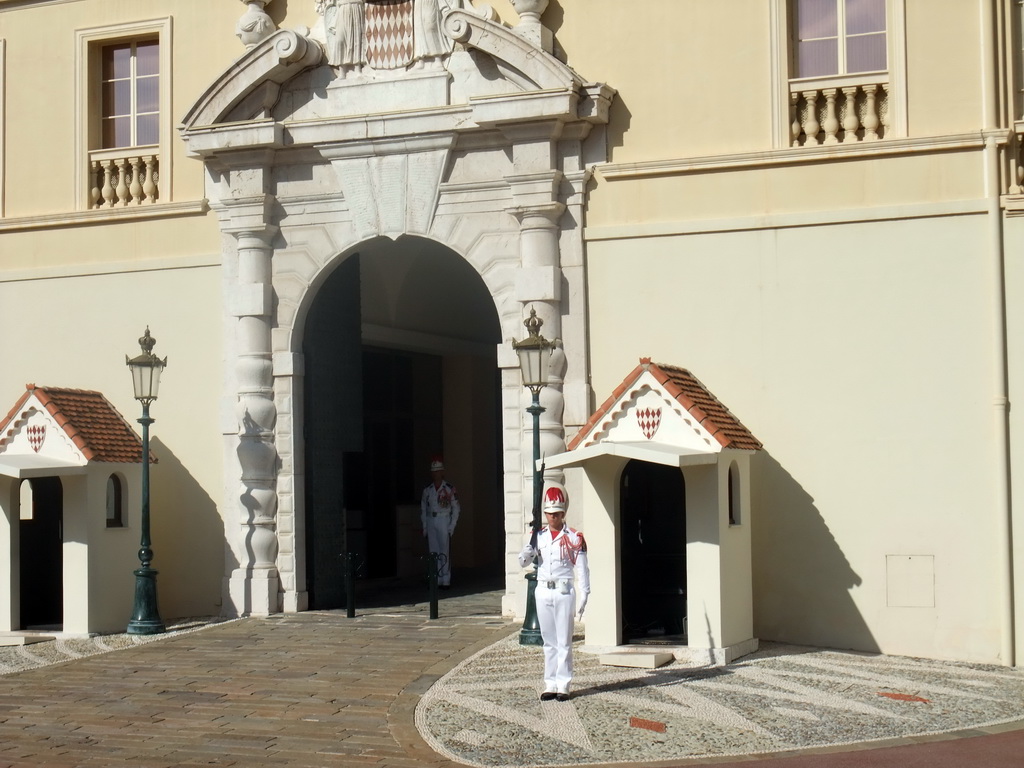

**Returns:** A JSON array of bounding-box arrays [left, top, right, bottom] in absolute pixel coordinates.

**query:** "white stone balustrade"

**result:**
[[790, 77, 889, 147], [89, 149, 160, 208]]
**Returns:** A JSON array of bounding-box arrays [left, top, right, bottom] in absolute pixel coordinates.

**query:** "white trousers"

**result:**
[[424, 514, 452, 585], [536, 583, 575, 693]]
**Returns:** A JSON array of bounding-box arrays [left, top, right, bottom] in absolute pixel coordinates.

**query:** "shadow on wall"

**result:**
[[752, 451, 879, 654], [148, 437, 224, 619]]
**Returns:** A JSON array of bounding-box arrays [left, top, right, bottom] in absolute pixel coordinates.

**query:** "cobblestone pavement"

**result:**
[[0, 581, 1022, 767], [0, 583, 512, 767]]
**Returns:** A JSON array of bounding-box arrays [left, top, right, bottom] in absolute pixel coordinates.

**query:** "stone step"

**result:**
[[599, 651, 674, 669], [0, 633, 57, 647]]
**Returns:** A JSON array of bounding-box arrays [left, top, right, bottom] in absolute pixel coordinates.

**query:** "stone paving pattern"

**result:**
[[0, 603, 511, 767], [421, 632, 1024, 767], [0, 583, 1022, 768]]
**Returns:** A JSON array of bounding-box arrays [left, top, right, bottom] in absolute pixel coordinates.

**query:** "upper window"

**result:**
[[794, 0, 887, 79], [773, 0, 904, 147], [76, 19, 172, 210], [100, 39, 159, 150]]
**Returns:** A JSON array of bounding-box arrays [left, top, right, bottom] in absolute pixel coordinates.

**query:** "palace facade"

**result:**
[[1, 0, 1023, 666]]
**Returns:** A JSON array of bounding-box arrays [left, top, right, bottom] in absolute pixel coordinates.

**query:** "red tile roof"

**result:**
[[0, 384, 149, 464], [568, 359, 762, 452]]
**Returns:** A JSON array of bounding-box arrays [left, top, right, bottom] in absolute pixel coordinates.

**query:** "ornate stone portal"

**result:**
[[184, 2, 614, 617]]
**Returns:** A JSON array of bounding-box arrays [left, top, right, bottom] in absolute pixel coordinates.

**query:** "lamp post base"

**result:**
[[519, 570, 543, 646], [127, 567, 165, 635]]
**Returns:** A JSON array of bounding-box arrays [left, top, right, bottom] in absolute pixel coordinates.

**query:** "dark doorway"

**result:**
[[304, 254, 363, 609], [347, 347, 442, 579], [19, 477, 63, 628], [620, 461, 686, 644], [302, 236, 502, 609]]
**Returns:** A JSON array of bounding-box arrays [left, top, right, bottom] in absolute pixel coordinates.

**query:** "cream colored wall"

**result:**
[[1000, 214, 1024, 665], [0, 216, 222, 272], [546, 0, 996, 168], [686, 463, 723, 651], [0, 0, 240, 218], [904, 0, 986, 133], [0, 0, 235, 621], [0, 266, 224, 620], [0, 477, 17, 631], [85, 466, 139, 634], [589, 151, 986, 231], [720, 455, 754, 648], [554, 0, 773, 162], [586, 213, 1004, 663], [575, 455, 623, 649], [61, 474, 90, 633]]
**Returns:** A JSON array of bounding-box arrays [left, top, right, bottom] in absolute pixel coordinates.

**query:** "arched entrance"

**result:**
[[181, 12, 611, 618], [620, 460, 686, 644], [302, 237, 502, 608], [19, 477, 63, 628]]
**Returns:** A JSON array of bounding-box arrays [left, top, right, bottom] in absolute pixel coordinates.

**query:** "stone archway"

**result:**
[[180, 5, 613, 617], [300, 236, 503, 609]]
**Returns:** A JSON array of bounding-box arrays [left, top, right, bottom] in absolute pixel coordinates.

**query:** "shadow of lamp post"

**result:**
[[513, 307, 554, 646], [125, 327, 167, 636]]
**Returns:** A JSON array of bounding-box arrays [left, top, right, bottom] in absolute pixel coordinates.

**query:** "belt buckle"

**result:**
[[546, 580, 556, 589]]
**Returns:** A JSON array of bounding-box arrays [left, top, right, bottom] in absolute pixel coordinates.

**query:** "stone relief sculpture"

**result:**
[[237, 0, 276, 49], [414, 0, 453, 67], [316, 0, 366, 74], [308, 0, 492, 74]]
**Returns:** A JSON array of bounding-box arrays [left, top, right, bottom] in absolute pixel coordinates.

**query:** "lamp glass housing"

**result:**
[[516, 344, 552, 390], [128, 357, 164, 402], [127, 355, 164, 402]]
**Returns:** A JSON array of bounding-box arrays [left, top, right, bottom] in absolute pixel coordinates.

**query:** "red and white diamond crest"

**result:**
[[636, 407, 662, 440], [365, 0, 415, 70], [27, 424, 46, 453]]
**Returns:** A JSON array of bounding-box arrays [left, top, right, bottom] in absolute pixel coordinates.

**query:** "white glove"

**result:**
[[518, 545, 536, 567], [576, 593, 589, 620]]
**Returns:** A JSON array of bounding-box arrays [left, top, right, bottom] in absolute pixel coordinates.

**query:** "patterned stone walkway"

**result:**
[[0, 583, 1022, 768], [419, 633, 1024, 767], [0, 609, 512, 767]]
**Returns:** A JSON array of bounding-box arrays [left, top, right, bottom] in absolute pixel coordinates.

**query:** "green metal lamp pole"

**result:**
[[513, 308, 554, 647], [519, 386, 545, 646], [126, 328, 166, 636]]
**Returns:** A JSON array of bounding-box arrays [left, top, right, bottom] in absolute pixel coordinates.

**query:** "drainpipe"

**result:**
[[982, 0, 1015, 667]]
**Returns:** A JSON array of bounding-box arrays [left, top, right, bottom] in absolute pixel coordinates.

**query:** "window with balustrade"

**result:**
[[76, 20, 172, 211], [772, 0, 905, 148]]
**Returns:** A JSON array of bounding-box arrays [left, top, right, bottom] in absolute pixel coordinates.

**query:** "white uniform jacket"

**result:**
[[420, 480, 460, 535], [519, 526, 590, 596]]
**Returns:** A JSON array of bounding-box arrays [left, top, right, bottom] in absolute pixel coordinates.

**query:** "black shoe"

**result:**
[[556, 693, 570, 702], [540, 692, 557, 701], [440, 585, 451, 590]]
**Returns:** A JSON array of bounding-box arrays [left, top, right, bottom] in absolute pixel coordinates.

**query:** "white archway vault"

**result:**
[[179, 2, 614, 616]]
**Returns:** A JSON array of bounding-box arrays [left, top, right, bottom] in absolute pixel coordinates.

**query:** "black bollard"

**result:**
[[427, 552, 439, 619], [345, 552, 357, 618]]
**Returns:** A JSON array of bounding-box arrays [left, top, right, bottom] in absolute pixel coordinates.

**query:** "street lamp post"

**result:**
[[125, 327, 167, 636], [513, 307, 554, 646]]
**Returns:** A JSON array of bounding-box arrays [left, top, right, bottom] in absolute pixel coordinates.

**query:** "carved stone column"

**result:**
[[508, 171, 566, 483], [221, 192, 280, 616]]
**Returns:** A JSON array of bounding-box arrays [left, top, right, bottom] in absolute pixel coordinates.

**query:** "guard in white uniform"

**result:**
[[420, 457, 460, 588], [518, 483, 590, 701]]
